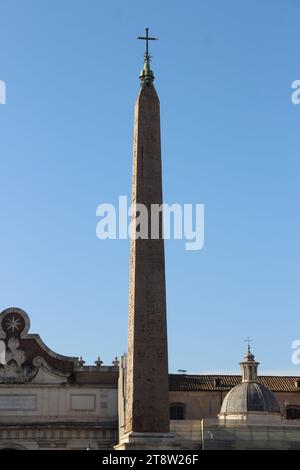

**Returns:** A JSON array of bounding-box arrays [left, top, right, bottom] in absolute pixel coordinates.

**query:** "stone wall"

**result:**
[[169, 390, 300, 420], [0, 385, 118, 449]]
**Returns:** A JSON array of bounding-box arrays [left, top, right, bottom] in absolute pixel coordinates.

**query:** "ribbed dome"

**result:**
[[220, 382, 281, 414]]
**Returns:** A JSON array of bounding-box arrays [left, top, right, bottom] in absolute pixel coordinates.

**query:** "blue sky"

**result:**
[[0, 0, 299, 374]]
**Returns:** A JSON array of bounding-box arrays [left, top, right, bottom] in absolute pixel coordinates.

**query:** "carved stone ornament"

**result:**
[[0, 308, 38, 383]]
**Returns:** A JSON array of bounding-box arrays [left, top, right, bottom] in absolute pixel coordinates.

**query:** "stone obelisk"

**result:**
[[115, 29, 176, 450]]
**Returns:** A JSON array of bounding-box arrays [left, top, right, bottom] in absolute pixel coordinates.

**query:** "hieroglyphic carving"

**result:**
[[125, 82, 170, 433]]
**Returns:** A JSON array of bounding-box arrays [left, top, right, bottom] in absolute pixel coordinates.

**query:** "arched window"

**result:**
[[286, 404, 300, 420], [170, 403, 185, 420]]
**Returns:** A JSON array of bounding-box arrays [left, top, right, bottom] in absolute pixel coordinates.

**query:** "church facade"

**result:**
[[0, 308, 118, 450]]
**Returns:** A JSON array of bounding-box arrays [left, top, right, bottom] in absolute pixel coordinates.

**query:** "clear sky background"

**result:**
[[0, 0, 299, 374]]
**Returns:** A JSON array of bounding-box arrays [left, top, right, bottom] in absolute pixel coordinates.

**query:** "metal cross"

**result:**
[[244, 336, 253, 351], [137, 28, 158, 56]]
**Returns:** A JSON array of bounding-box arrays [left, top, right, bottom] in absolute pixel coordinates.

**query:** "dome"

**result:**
[[219, 345, 282, 422], [220, 382, 281, 415]]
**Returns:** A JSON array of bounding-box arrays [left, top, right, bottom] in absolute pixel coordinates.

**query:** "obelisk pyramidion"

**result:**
[[126, 29, 170, 436]]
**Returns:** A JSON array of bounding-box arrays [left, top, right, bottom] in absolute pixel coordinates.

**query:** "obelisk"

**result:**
[[115, 29, 176, 450]]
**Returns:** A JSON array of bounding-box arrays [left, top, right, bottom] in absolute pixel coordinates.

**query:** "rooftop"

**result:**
[[169, 374, 300, 393]]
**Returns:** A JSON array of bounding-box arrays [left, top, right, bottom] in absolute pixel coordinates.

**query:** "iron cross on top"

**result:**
[[244, 336, 253, 351], [137, 28, 158, 55]]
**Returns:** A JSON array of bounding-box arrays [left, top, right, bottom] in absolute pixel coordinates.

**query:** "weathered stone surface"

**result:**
[[125, 82, 169, 434], [115, 432, 178, 450]]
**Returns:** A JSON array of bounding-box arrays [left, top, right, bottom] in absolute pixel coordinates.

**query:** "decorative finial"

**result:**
[[112, 356, 119, 367], [78, 356, 85, 368], [95, 356, 103, 368], [244, 336, 253, 354], [137, 28, 158, 85]]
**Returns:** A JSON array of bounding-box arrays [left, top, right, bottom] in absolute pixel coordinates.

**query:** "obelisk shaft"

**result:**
[[125, 81, 169, 434]]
